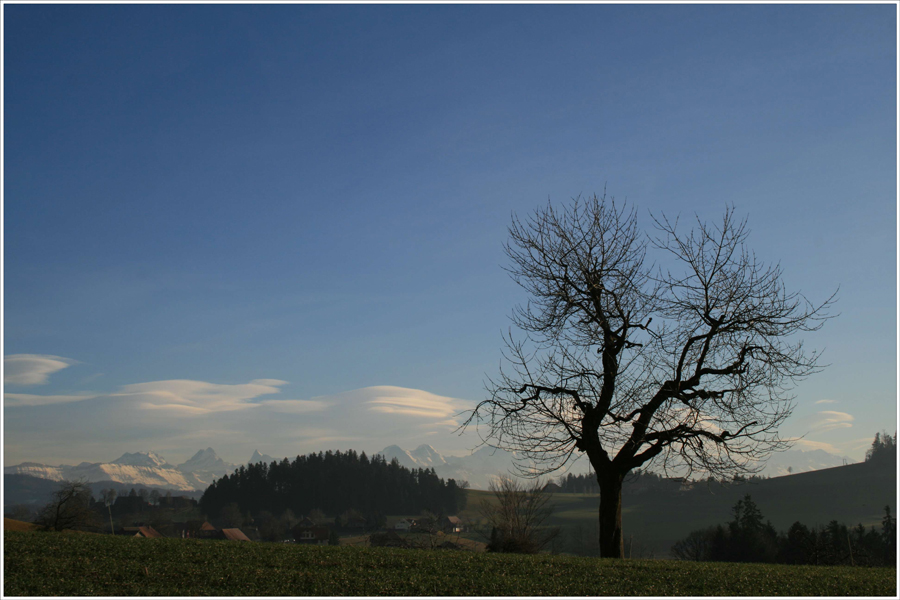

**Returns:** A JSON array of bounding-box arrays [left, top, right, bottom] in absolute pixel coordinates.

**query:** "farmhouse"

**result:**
[[393, 518, 414, 531], [293, 525, 330, 544], [441, 516, 464, 533]]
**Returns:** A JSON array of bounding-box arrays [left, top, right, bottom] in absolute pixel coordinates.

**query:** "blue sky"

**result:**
[[3, 4, 896, 468]]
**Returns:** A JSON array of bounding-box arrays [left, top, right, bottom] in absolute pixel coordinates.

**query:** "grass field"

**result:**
[[4, 530, 896, 596]]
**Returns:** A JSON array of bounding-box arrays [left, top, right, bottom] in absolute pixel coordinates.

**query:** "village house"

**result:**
[[441, 516, 464, 533], [293, 524, 330, 544], [393, 518, 414, 532]]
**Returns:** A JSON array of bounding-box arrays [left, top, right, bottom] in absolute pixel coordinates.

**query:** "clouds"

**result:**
[[3, 356, 477, 465], [4, 392, 98, 407], [114, 379, 291, 414], [363, 386, 465, 419], [4, 354, 74, 386], [809, 410, 854, 433], [791, 438, 844, 455], [814, 399, 838, 405]]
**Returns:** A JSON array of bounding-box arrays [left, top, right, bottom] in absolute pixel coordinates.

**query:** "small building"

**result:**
[[293, 525, 330, 545], [441, 516, 464, 533], [198, 521, 219, 539], [393, 519, 414, 531]]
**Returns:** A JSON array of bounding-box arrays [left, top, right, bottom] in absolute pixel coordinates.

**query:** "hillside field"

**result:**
[[460, 460, 897, 557], [3, 518, 36, 532], [4, 530, 896, 596]]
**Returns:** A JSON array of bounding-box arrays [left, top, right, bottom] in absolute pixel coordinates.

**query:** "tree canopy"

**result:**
[[199, 449, 466, 522]]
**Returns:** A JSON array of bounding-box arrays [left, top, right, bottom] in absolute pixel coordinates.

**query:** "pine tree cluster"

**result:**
[[199, 449, 467, 523], [865, 431, 897, 464]]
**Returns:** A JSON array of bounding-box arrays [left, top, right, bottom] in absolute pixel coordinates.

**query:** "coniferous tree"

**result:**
[[199, 449, 462, 521]]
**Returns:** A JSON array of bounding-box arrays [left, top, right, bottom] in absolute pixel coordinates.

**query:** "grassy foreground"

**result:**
[[4, 530, 896, 596]]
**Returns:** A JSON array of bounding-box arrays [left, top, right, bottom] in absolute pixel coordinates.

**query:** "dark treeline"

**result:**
[[555, 469, 765, 494], [199, 449, 467, 522], [673, 494, 897, 567], [866, 431, 897, 465], [559, 430, 896, 495]]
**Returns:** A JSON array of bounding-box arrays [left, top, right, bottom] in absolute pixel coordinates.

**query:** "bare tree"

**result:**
[[463, 194, 835, 558], [35, 479, 98, 532], [480, 475, 559, 553]]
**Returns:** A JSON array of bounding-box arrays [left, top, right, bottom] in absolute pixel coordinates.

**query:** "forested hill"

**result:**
[[199, 449, 467, 521]]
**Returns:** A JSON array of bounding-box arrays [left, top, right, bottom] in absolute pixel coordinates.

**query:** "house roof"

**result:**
[[221, 528, 251, 541], [126, 526, 163, 538], [200, 521, 217, 531], [445, 516, 462, 524]]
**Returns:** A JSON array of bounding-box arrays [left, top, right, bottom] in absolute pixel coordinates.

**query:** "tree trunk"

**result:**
[[598, 472, 625, 558]]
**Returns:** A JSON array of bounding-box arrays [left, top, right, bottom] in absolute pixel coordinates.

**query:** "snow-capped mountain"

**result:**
[[177, 448, 233, 475], [111, 451, 174, 469], [3, 449, 238, 491], [378, 445, 422, 470], [250, 450, 277, 465], [377, 444, 522, 490], [410, 444, 446, 467], [176, 447, 236, 485]]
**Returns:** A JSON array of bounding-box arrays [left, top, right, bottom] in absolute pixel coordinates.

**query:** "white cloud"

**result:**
[[257, 399, 327, 414], [362, 386, 467, 419], [115, 379, 287, 414], [251, 379, 289, 387], [4, 354, 75, 386], [4, 376, 481, 465], [814, 399, 838, 405], [4, 392, 98, 407], [809, 410, 854, 433], [138, 402, 212, 414], [791, 438, 844, 454]]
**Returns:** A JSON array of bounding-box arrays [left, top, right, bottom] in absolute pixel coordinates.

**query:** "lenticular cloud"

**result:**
[[4, 354, 74, 386]]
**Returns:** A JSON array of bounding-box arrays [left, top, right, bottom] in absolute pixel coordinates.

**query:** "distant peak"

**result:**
[[111, 451, 170, 468], [190, 448, 218, 459], [250, 449, 276, 464]]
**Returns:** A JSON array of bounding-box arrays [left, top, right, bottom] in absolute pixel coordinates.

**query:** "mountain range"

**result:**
[[4, 444, 852, 497], [3, 448, 239, 491]]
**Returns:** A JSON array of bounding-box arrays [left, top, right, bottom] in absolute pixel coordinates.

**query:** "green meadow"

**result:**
[[4, 530, 895, 596]]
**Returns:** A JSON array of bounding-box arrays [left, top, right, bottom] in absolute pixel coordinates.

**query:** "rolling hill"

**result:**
[[461, 458, 897, 557]]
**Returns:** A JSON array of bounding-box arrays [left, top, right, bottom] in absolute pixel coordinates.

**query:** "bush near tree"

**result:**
[[481, 476, 560, 554]]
